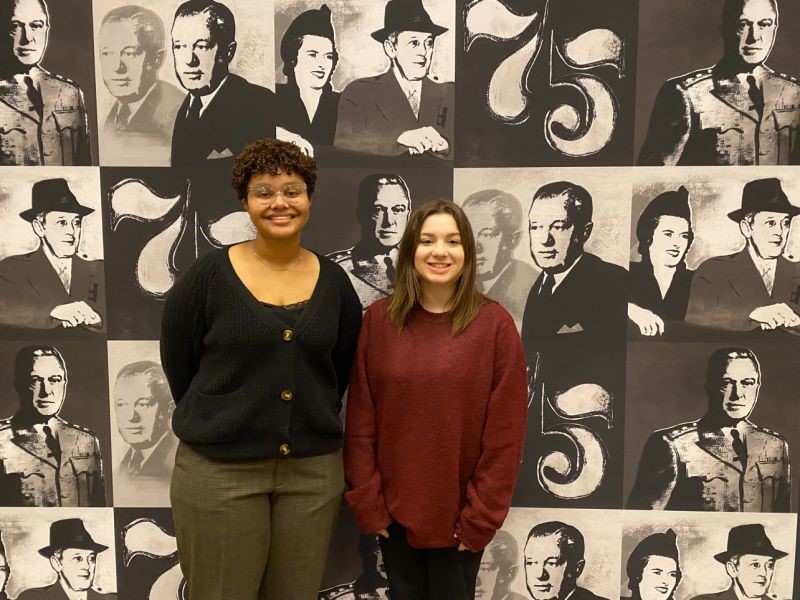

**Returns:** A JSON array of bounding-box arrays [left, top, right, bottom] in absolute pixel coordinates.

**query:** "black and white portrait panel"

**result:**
[[0, 341, 111, 508], [304, 166, 452, 309], [102, 163, 252, 339], [620, 510, 796, 600], [483, 507, 620, 600], [318, 503, 388, 599], [114, 508, 185, 600], [629, 167, 800, 339], [636, 0, 800, 167], [107, 341, 177, 508], [0, 168, 105, 339], [456, 0, 638, 167], [0, 0, 98, 166], [92, 0, 275, 167], [455, 168, 630, 508], [279, 0, 455, 165], [625, 341, 800, 513], [151, 0, 276, 167], [0, 508, 116, 599]]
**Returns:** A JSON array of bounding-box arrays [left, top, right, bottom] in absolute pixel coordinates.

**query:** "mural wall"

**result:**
[[0, 0, 797, 598]]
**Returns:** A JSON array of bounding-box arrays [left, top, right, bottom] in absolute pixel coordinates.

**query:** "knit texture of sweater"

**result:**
[[344, 298, 528, 551], [160, 248, 362, 461]]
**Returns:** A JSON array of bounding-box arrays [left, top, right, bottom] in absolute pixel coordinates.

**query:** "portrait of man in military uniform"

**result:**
[[17, 518, 116, 599], [690, 524, 789, 600], [686, 177, 800, 333], [0, 345, 106, 507], [462, 189, 535, 329], [638, 0, 800, 166], [333, 0, 454, 158], [0, 0, 91, 165], [0, 177, 105, 333], [328, 173, 410, 310], [627, 347, 790, 512]]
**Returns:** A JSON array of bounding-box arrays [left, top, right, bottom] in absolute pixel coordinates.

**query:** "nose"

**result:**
[[19, 25, 31, 45], [38, 383, 50, 398], [187, 49, 199, 67], [746, 24, 757, 43], [536, 566, 549, 581], [432, 241, 448, 256], [476, 238, 484, 253], [128, 407, 141, 423], [729, 383, 741, 401], [115, 56, 127, 74], [380, 210, 391, 228]]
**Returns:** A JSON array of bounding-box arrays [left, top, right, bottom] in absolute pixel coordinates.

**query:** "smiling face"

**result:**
[[728, 0, 778, 66], [741, 210, 791, 259], [638, 555, 680, 600], [6, 0, 48, 68], [649, 215, 691, 268], [171, 12, 230, 94], [242, 171, 311, 241], [413, 212, 465, 293], [32, 211, 83, 258], [294, 34, 334, 91], [99, 19, 158, 103], [727, 554, 775, 598], [52, 549, 96, 592], [384, 30, 434, 81]]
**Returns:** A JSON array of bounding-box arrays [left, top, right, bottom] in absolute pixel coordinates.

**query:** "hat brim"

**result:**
[[371, 23, 448, 42], [20, 204, 94, 222], [38, 541, 109, 558], [714, 548, 789, 563], [727, 205, 800, 222]]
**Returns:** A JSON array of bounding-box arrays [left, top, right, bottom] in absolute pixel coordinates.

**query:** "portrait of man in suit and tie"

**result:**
[[334, 0, 454, 158], [112, 360, 177, 485], [523, 521, 608, 600], [0, 345, 106, 507], [462, 189, 536, 329], [686, 177, 800, 333], [627, 347, 790, 512], [97, 5, 184, 165], [0, 177, 104, 334], [475, 530, 526, 600], [328, 173, 410, 309], [0, 0, 91, 166], [638, 0, 800, 166], [169, 0, 275, 166], [17, 518, 116, 599], [690, 524, 788, 600]]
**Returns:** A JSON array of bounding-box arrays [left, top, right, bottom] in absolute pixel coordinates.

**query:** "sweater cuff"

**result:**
[[455, 517, 497, 552], [344, 487, 392, 535]]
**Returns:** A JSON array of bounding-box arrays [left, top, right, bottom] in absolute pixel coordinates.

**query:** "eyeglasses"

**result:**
[[248, 183, 308, 203]]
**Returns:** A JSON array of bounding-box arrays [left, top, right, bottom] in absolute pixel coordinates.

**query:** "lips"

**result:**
[[666, 249, 680, 257], [182, 71, 203, 80], [538, 250, 557, 259], [311, 70, 326, 78]]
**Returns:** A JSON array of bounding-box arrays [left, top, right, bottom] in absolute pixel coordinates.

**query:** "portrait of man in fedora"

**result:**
[[0, 0, 92, 166], [334, 0, 454, 158], [0, 177, 105, 333], [690, 524, 788, 600], [686, 177, 800, 332], [627, 347, 790, 513], [17, 518, 116, 599]]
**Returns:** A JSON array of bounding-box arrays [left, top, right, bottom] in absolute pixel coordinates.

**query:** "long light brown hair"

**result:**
[[387, 199, 489, 335]]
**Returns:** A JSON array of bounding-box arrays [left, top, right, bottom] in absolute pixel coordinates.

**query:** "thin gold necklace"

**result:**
[[250, 242, 302, 271]]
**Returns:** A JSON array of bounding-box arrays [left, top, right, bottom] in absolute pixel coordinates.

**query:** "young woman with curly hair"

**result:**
[[161, 138, 362, 600]]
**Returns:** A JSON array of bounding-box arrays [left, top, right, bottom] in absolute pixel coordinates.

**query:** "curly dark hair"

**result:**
[[230, 138, 317, 200]]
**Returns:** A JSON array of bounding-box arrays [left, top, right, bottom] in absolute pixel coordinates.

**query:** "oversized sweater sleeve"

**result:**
[[456, 308, 528, 551], [343, 306, 392, 534], [159, 254, 212, 404]]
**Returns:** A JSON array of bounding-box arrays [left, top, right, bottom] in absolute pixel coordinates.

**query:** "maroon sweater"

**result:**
[[344, 298, 528, 550]]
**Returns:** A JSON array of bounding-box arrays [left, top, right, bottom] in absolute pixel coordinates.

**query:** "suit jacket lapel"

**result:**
[[10, 421, 57, 468], [712, 71, 760, 123], [732, 250, 772, 302], [697, 418, 743, 473], [30, 247, 71, 300], [380, 72, 418, 125]]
